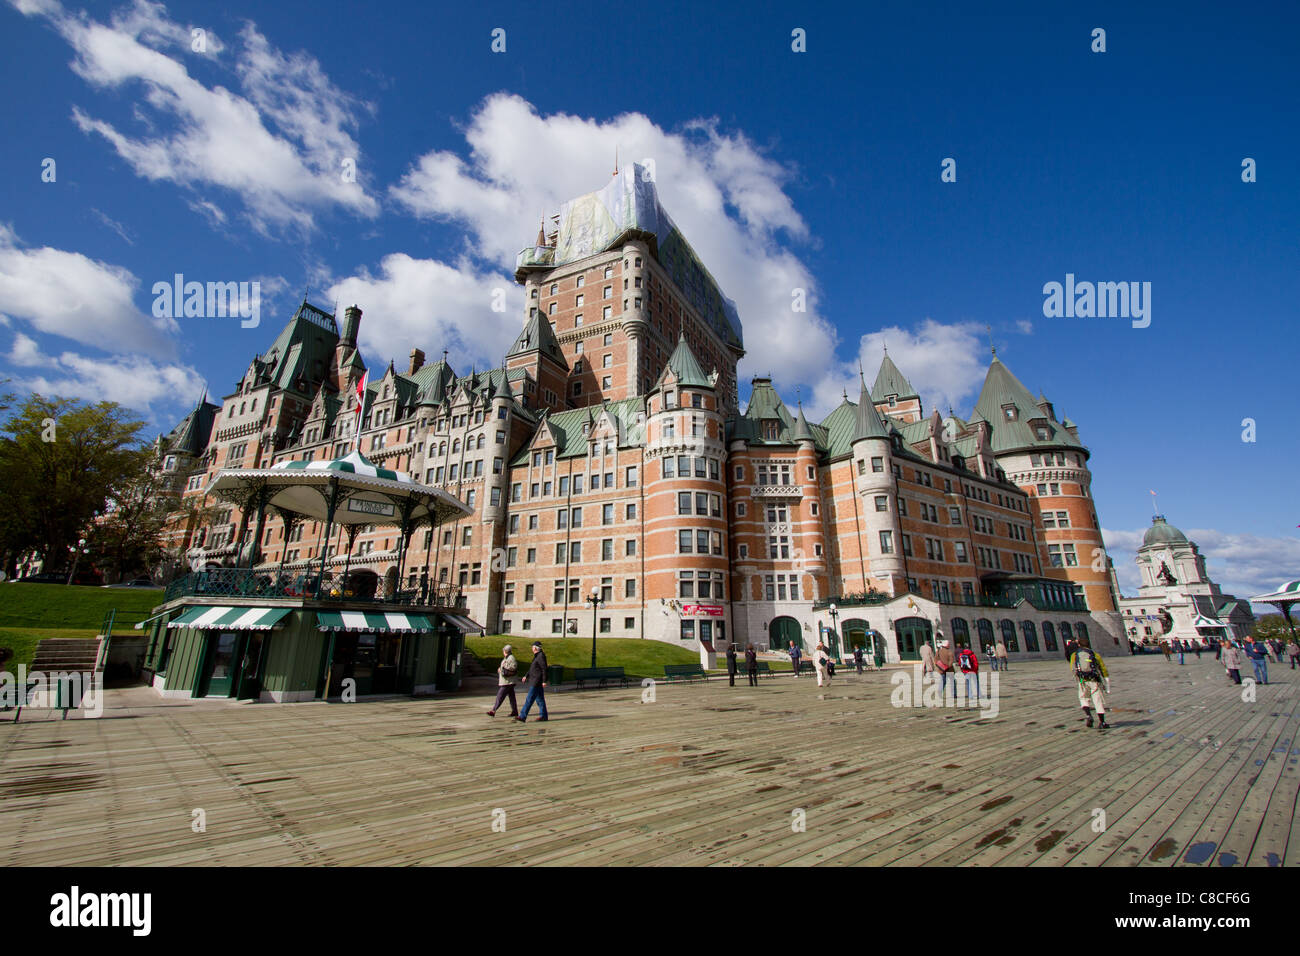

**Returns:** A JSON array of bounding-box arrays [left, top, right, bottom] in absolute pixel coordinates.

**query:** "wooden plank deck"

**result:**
[[0, 654, 1295, 866]]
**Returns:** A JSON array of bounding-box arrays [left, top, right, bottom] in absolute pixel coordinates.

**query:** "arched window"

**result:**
[[1060, 621, 1074, 642], [1076, 622, 1090, 644], [950, 617, 970, 648], [477, 435, 486, 450], [1021, 620, 1039, 652], [1000, 619, 1018, 652], [452, 439, 461, 453], [976, 618, 995, 652], [1042, 621, 1058, 652]]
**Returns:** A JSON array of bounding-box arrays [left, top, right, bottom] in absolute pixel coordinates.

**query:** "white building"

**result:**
[[1116, 515, 1254, 646]]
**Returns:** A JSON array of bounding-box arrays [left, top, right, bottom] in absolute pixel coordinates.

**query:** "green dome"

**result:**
[[1143, 515, 1188, 548]]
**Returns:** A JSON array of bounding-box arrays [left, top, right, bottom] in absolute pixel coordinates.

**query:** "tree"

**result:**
[[0, 394, 148, 574], [1253, 614, 1296, 643], [88, 447, 172, 581]]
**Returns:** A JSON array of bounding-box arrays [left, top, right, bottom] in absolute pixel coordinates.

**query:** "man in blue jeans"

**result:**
[[517, 641, 549, 721], [1244, 636, 1269, 685]]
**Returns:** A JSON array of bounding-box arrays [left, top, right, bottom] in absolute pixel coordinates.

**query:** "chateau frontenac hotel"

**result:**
[[156, 165, 1124, 665]]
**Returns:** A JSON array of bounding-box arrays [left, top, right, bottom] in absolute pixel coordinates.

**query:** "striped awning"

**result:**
[[167, 606, 294, 630], [439, 613, 484, 634], [272, 449, 410, 483], [316, 610, 434, 633]]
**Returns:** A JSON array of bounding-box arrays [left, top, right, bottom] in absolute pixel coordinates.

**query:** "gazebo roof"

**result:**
[[204, 450, 472, 527], [1250, 579, 1300, 607]]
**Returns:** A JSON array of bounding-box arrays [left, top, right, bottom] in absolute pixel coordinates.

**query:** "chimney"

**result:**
[[409, 348, 425, 375], [341, 305, 362, 348]]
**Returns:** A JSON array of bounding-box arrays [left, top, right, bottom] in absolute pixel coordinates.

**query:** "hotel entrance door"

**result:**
[[327, 633, 403, 697]]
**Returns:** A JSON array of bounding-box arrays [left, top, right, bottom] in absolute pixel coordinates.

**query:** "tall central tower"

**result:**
[[513, 164, 745, 414]]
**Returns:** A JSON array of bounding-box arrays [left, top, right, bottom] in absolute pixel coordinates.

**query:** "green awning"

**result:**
[[167, 606, 294, 630], [316, 610, 435, 633]]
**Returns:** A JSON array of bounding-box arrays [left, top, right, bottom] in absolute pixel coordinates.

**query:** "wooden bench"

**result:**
[[746, 661, 775, 678], [574, 666, 628, 689], [663, 664, 708, 683]]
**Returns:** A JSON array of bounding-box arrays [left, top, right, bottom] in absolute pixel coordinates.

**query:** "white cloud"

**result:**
[[16, 0, 376, 234], [1016, 319, 1033, 335], [1103, 525, 1300, 609], [7, 334, 205, 419], [0, 224, 178, 357], [328, 254, 522, 372], [387, 94, 837, 389], [805, 319, 987, 420]]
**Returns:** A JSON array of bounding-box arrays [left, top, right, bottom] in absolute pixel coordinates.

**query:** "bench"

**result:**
[[663, 664, 708, 683], [746, 661, 775, 678], [574, 666, 628, 689]]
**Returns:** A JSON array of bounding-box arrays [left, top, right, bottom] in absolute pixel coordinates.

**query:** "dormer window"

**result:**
[[664, 390, 676, 408], [1002, 405, 1017, 421], [888, 395, 897, 406], [1036, 427, 1050, 440], [762, 420, 779, 440]]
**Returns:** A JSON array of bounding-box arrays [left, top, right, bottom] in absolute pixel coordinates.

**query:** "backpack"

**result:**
[[1074, 648, 1099, 680], [958, 649, 977, 671]]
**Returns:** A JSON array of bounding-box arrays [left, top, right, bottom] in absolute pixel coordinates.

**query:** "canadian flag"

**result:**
[[354, 371, 368, 430]]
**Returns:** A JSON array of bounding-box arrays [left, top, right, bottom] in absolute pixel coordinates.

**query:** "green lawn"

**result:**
[[0, 583, 161, 630], [466, 635, 701, 681], [0, 584, 161, 673]]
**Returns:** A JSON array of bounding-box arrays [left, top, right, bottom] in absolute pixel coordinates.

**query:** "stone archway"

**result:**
[[768, 616, 801, 653]]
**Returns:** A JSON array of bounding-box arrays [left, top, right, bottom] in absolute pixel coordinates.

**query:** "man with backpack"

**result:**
[[957, 644, 981, 702], [1069, 637, 1110, 729]]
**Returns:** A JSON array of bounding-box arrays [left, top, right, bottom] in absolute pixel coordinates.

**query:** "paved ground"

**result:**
[[1, 653, 1297, 866]]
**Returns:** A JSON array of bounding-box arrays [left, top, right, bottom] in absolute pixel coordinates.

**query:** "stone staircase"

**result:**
[[29, 637, 104, 675]]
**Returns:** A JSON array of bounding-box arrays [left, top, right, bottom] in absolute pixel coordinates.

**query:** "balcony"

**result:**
[[162, 567, 464, 608], [812, 592, 893, 610], [751, 485, 801, 498]]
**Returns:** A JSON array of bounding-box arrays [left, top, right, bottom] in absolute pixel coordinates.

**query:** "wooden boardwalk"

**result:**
[[1, 654, 1296, 866]]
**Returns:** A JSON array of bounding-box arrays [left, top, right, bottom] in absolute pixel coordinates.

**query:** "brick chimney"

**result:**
[[409, 348, 426, 375]]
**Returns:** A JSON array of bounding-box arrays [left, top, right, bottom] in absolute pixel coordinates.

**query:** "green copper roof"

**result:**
[[508, 310, 566, 365], [257, 300, 340, 395], [974, 356, 1085, 453], [791, 403, 814, 442], [818, 396, 859, 458], [509, 396, 644, 466], [166, 396, 219, 457], [871, 353, 917, 401], [663, 333, 713, 388], [852, 382, 890, 442]]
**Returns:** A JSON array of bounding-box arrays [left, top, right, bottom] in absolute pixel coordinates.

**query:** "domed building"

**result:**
[[1115, 514, 1254, 646]]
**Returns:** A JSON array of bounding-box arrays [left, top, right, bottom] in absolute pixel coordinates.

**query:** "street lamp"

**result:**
[[586, 587, 604, 668], [827, 602, 839, 659], [66, 537, 89, 586]]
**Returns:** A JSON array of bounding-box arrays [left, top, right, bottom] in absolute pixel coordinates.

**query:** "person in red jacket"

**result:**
[[957, 645, 980, 702]]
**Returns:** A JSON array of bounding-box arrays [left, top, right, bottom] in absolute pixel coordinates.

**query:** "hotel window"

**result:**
[[898, 498, 908, 517], [490, 487, 501, 507], [571, 507, 583, 527], [696, 530, 709, 554], [663, 457, 675, 478], [602, 504, 614, 524], [573, 475, 584, 493], [696, 493, 708, 516], [602, 539, 614, 561], [736, 503, 747, 517], [625, 579, 636, 598], [510, 482, 521, 502], [679, 530, 693, 553], [526, 548, 536, 565], [603, 283, 612, 296], [504, 586, 515, 606], [954, 541, 968, 563], [575, 341, 584, 354], [739, 544, 749, 559], [528, 514, 538, 530], [694, 457, 706, 477], [603, 306, 612, 320], [625, 539, 636, 556], [626, 466, 638, 487], [879, 531, 894, 554], [557, 508, 568, 530], [604, 333, 612, 346], [570, 542, 581, 562], [548, 302, 556, 315], [874, 495, 889, 512], [575, 294, 584, 306], [902, 534, 913, 557], [555, 544, 565, 565], [735, 465, 744, 480], [949, 507, 962, 525], [679, 573, 694, 598], [554, 580, 565, 603], [602, 376, 611, 389], [551, 620, 563, 634], [576, 276, 585, 288], [602, 354, 612, 368], [680, 621, 695, 641]]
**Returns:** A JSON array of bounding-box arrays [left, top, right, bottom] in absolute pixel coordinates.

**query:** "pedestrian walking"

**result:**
[[1160, 641, 1171, 662], [1213, 638, 1222, 661], [745, 643, 759, 686], [1271, 639, 1285, 663], [1176, 638, 1185, 666], [1222, 641, 1243, 684], [726, 643, 738, 687], [853, 644, 864, 674], [1288, 638, 1300, 669], [935, 640, 956, 700], [517, 641, 549, 722], [789, 641, 803, 678], [996, 640, 1009, 672], [1194, 641, 1202, 660], [920, 639, 936, 679], [1069, 637, 1110, 729], [487, 644, 520, 718], [1244, 637, 1269, 685], [958, 644, 981, 701], [813, 641, 831, 687], [986, 645, 998, 672]]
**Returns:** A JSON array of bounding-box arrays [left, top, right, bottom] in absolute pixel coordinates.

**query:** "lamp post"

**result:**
[[587, 587, 604, 668], [828, 602, 839, 659], [66, 538, 88, 586]]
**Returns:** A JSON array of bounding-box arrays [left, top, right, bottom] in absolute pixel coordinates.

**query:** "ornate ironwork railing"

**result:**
[[812, 592, 893, 610], [163, 568, 462, 608]]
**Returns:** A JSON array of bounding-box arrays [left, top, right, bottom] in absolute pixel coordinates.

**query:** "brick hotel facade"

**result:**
[[155, 165, 1124, 663]]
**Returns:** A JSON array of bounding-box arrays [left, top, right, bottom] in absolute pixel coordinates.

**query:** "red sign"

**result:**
[[683, 604, 724, 617]]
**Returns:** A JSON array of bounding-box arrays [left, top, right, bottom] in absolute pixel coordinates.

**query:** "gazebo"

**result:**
[[136, 451, 478, 703], [204, 450, 472, 600], [1249, 580, 1300, 639]]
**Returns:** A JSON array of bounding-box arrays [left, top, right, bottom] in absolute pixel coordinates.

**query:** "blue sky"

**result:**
[[1, 0, 1297, 600]]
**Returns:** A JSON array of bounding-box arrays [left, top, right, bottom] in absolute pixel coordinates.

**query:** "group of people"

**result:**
[[1216, 635, 1298, 685], [919, 637, 986, 700]]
